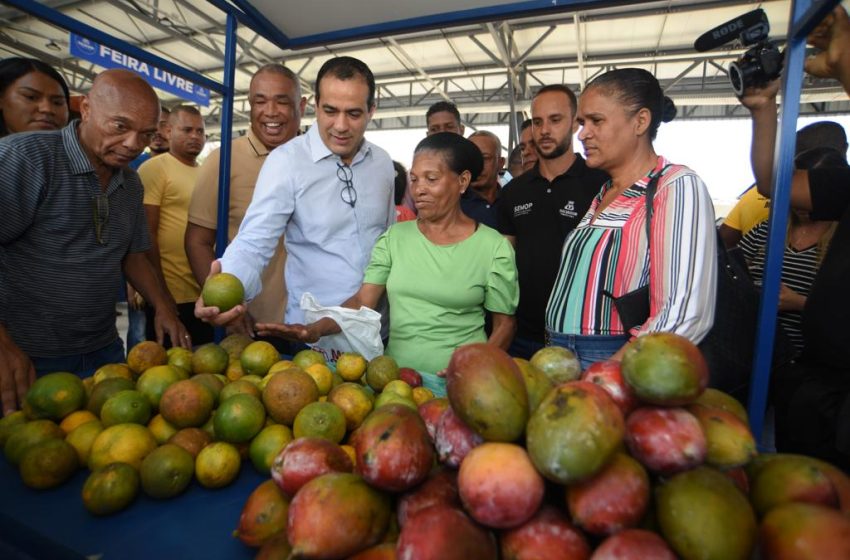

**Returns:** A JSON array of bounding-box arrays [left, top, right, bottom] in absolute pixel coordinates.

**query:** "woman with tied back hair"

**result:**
[[545, 68, 717, 368], [259, 132, 519, 374], [0, 57, 70, 137]]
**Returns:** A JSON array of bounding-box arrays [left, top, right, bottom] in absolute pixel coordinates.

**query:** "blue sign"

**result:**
[[69, 33, 210, 107]]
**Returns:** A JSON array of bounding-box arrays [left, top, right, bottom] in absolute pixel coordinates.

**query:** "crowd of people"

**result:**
[[2, 6, 850, 468]]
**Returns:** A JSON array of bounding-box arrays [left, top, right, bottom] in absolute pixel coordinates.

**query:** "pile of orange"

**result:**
[[3, 338, 435, 519]]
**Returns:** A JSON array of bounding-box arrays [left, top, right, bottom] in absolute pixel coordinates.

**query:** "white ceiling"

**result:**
[[247, 0, 530, 43]]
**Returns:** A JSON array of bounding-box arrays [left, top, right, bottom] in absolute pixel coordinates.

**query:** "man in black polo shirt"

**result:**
[[0, 69, 188, 416], [498, 84, 608, 359]]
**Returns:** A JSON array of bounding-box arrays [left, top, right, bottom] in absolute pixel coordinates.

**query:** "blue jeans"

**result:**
[[31, 338, 126, 378], [126, 307, 147, 353], [545, 329, 629, 370], [508, 335, 546, 360]]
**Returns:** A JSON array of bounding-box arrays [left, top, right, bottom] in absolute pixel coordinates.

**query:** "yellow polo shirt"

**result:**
[[187, 130, 288, 324], [139, 152, 201, 304], [723, 186, 770, 235]]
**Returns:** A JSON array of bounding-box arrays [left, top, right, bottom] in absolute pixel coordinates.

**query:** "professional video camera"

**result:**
[[694, 8, 783, 97]]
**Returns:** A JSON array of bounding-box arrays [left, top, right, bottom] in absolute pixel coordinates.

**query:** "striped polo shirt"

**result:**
[[546, 157, 717, 343], [738, 221, 822, 354], [0, 121, 150, 357]]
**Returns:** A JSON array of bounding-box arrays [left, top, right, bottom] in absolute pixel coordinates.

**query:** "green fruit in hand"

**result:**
[[202, 273, 244, 312]]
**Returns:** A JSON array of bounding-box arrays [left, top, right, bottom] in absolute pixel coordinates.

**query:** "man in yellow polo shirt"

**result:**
[[185, 65, 305, 346], [139, 104, 210, 346]]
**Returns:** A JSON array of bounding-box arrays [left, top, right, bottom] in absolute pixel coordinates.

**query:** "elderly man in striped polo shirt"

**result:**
[[0, 69, 189, 416]]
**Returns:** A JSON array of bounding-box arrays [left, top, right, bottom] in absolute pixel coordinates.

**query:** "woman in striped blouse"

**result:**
[[545, 68, 717, 369]]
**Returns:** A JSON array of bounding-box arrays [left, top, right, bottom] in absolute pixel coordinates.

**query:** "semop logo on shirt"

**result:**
[[514, 202, 533, 217], [560, 200, 577, 218]]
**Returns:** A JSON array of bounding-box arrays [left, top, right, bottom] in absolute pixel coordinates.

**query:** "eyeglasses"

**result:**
[[92, 193, 109, 245], [337, 163, 357, 208]]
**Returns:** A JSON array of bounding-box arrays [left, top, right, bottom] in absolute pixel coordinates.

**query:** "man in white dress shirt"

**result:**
[[196, 56, 395, 330]]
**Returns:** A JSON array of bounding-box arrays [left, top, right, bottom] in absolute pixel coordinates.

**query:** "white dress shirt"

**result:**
[[220, 125, 395, 323]]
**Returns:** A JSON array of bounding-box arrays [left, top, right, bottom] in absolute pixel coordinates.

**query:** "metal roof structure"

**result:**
[[1, 0, 847, 142]]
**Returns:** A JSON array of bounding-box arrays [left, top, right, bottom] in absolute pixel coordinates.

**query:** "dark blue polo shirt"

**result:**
[[0, 121, 150, 357], [460, 188, 500, 229]]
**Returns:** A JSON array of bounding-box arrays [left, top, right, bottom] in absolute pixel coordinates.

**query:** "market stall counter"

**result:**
[[0, 457, 263, 559]]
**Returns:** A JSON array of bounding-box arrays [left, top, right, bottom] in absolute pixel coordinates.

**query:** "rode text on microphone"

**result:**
[[694, 8, 783, 97]]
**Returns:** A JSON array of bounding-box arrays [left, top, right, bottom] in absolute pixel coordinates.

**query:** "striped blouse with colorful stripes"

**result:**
[[545, 157, 717, 343]]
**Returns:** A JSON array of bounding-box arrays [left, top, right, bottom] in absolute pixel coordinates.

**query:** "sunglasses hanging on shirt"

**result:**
[[337, 163, 357, 208]]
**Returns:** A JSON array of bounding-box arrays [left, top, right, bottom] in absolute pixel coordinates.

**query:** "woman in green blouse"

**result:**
[[258, 132, 518, 373]]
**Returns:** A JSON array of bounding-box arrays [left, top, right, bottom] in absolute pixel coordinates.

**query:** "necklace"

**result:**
[[789, 223, 826, 250]]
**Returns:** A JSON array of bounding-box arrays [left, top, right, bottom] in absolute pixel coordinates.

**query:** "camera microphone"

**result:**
[[694, 9, 769, 52]]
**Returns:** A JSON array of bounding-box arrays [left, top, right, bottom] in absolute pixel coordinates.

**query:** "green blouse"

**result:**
[[363, 220, 518, 374]]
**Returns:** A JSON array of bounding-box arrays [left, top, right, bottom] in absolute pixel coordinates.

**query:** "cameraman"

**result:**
[[740, 5, 850, 466]]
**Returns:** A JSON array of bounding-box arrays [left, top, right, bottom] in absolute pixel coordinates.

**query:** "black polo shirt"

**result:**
[[497, 155, 607, 343], [460, 188, 500, 230], [0, 121, 150, 357]]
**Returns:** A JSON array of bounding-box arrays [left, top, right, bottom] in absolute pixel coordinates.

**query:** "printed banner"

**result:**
[[70, 33, 210, 107]]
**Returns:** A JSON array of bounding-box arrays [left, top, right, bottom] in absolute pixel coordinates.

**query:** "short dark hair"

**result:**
[[426, 101, 461, 124], [584, 68, 676, 141], [169, 104, 202, 119], [796, 121, 847, 156], [415, 131, 483, 179], [520, 118, 533, 132], [534, 85, 578, 117], [0, 57, 70, 136], [315, 56, 375, 109]]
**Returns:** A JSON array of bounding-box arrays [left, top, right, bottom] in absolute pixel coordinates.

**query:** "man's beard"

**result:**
[[537, 135, 571, 160], [150, 136, 168, 155]]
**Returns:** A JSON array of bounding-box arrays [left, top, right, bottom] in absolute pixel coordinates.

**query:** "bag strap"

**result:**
[[643, 164, 673, 256], [601, 164, 672, 303]]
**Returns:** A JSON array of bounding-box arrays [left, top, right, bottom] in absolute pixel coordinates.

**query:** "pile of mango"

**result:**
[[233, 334, 850, 560], [0, 334, 436, 517]]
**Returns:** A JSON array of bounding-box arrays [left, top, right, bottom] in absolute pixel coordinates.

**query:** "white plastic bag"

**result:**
[[300, 292, 384, 362]]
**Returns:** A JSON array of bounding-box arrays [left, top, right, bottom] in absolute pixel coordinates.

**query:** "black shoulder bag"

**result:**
[[699, 236, 795, 401]]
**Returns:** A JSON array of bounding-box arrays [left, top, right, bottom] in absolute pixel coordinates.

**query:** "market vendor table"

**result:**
[[0, 457, 265, 559]]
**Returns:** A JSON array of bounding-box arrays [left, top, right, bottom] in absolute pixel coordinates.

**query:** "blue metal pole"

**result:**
[[4, 0, 225, 94], [789, 0, 842, 38], [212, 12, 237, 343], [215, 12, 237, 260], [747, 0, 813, 442]]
